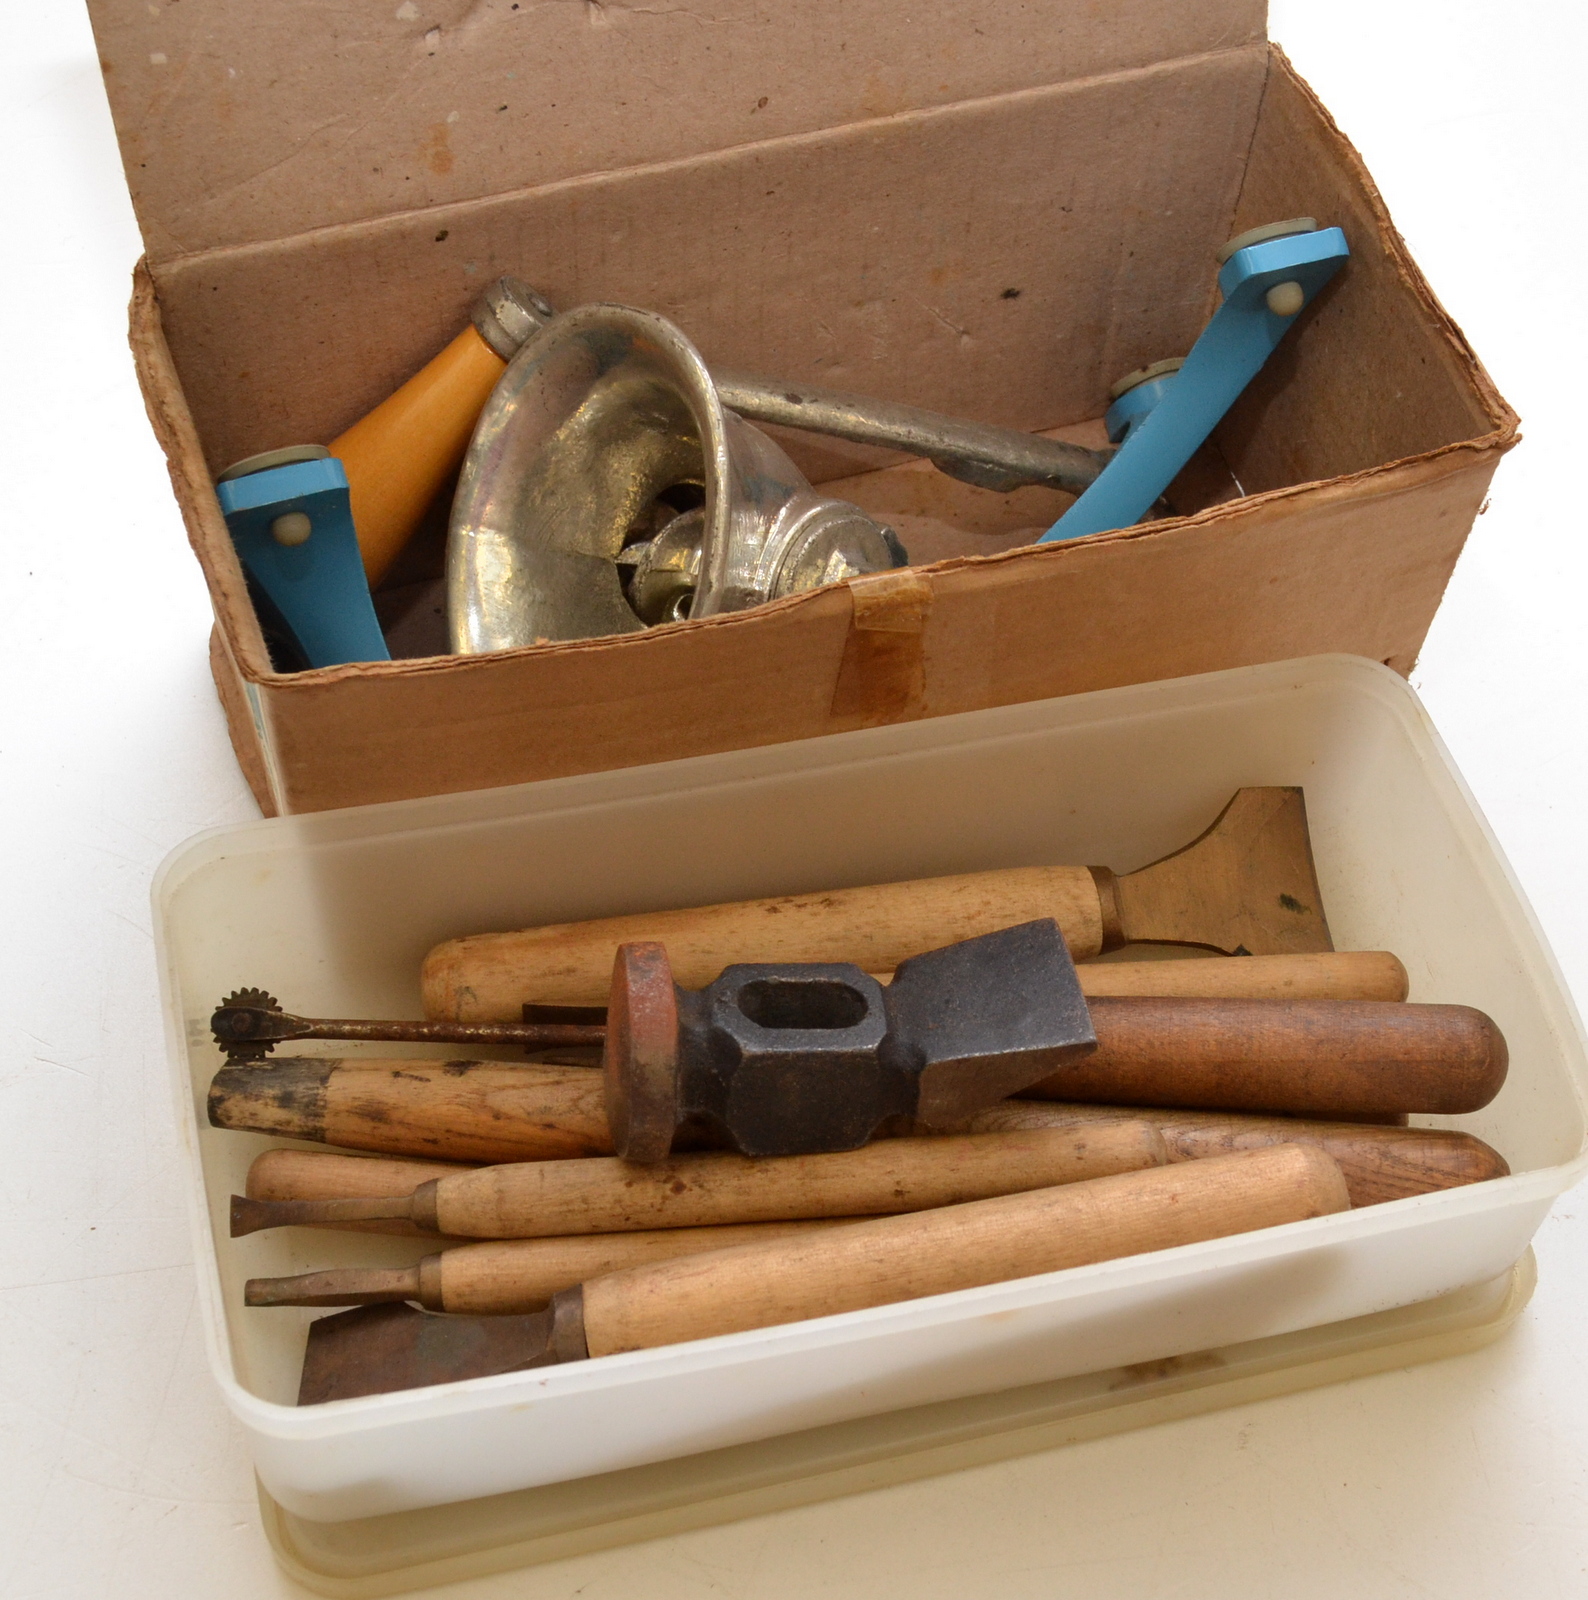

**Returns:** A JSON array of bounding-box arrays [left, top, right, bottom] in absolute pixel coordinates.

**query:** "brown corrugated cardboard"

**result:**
[[91, 0, 1267, 256], [98, 3, 1515, 815]]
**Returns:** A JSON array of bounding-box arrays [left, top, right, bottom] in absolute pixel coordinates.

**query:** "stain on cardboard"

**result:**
[[422, 122, 454, 176]]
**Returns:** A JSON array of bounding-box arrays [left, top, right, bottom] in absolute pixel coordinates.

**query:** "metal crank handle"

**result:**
[[711, 372, 1111, 497], [1041, 219, 1351, 542], [493, 285, 1110, 497]]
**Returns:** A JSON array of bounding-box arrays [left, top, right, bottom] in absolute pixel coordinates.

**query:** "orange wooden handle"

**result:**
[[330, 324, 507, 586]]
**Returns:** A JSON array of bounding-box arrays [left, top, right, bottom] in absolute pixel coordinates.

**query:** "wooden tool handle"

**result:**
[[578, 1143, 1350, 1356], [421, 866, 1110, 1018], [210, 1057, 614, 1163], [957, 1101, 1509, 1207], [1073, 951, 1406, 1002], [426, 1123, 1167, 1238], [1026, 998, 1507, 1116], [426, 938, 1405, 1023], [434, 1222, 848, 1313], [331, 324, 507, 585]]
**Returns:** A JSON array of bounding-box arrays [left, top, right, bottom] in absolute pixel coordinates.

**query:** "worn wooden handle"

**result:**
[[425, 1124, 1167, 1238], [330, 324, 507, 585], [1027, 998, 1507, 1115], [579, 1143, 1351, 1356], [422, 866, 1109, 1017], [956, 1101, 1509, 1207], [210, 1057, 613, 1163]]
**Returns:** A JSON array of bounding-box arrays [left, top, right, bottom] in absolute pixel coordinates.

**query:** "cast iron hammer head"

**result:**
[[604, 918, 1096, 1162]]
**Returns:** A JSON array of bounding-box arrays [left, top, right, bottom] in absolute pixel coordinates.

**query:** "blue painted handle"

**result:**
[[1039, 226, 1350, 543], [217, 458, 391, 667]]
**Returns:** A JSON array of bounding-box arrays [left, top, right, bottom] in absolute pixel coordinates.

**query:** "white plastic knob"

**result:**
[[1265, 281, 1306, 317], [270, 512, 313, 547]]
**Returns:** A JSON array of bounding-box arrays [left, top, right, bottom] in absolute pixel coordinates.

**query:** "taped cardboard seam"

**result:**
[[830, 571, 936, 726]]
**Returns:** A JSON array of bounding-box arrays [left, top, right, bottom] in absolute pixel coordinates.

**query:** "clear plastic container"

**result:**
[[151, 654, 1588, 1521]]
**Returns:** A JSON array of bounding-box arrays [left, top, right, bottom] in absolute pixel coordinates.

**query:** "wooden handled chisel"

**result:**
[[230, 1124, 1169, 1239], [422, 788, 1336, 1016], [295, 1143, 1351, 1401], [244, 1220, 853, 1311]]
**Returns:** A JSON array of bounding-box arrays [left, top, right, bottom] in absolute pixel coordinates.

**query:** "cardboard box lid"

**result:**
[[88, 0, 1265, 260]]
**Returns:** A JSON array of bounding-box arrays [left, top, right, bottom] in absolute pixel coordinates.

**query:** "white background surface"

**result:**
[[2, 3, 1585, 1595]]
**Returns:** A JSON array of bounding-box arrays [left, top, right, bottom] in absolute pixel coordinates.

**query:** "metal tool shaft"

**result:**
[[487, 286, 1109, 501], [211, 1000, 604, 1061], [714, 371, 1110, 496]]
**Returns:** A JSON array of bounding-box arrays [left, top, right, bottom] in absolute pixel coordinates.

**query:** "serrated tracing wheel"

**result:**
[[211, 988, 282, 1061]]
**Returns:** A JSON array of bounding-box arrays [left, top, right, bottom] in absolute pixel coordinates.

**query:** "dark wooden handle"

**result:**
[[1025, 999, 1507, 1115]]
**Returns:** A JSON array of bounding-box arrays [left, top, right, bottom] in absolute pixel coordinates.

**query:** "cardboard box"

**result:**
[[91, 0, 1515, 816]]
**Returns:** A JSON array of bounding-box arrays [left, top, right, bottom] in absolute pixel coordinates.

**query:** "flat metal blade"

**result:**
[[1114, 788, 1333, 956], [297, 1302, 556, 1404]]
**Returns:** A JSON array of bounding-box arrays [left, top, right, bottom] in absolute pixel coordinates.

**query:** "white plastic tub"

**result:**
[[152, 654, 1588, 1522]]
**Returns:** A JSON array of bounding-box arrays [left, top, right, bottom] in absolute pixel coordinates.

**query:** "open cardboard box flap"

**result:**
[[91, 0, 1272, 257], [89, 0, 1517, 815]]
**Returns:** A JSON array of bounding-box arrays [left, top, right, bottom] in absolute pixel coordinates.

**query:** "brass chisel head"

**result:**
[[1099, 788, 1334, 956]]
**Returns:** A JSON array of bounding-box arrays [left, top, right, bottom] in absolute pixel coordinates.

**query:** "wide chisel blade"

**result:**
[[298, 1302, 556, 1404]]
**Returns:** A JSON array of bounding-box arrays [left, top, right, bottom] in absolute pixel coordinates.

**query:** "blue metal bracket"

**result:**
[[1039, 223, 1350, 543], [217, 455, 391, 668]]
